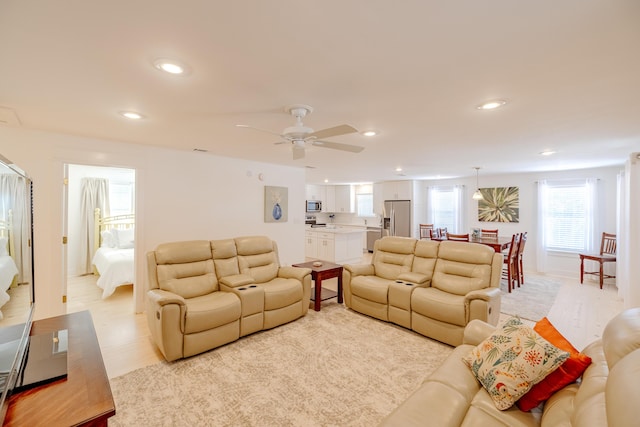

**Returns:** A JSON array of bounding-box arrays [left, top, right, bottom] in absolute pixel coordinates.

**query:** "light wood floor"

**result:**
[[66, 263, 624, 379]]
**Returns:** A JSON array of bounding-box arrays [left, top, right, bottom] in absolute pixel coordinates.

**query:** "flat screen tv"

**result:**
[[0, 154, 35, 423]]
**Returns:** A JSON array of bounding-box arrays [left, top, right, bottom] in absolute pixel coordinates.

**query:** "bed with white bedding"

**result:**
[[0, 215, 18, 319], [91, 209, 135, 299]]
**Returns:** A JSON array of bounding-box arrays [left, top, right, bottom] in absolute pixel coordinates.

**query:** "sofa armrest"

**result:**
[[397, 272, 431, 286], [147, 288, 186, 307], [344, 264, 374, 277], [278, 266, 312, 281], [464, 287, 501, 325], [463, 319, 496, 346], [220, 274, 255, 288]]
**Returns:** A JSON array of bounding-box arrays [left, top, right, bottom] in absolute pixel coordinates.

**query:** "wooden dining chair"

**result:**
[[516, 232, 527, 287], [447, 233, 469, 242], [419, 224, 434, 239], [579, 232, 616, 289], [480, 229, 498, 238], [431, 228, 441, 239], [437, 227, 448, 239], [502, 233, 521, 293]]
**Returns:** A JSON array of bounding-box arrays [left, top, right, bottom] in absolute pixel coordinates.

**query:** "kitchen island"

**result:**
[[305, 227, 366, 264]]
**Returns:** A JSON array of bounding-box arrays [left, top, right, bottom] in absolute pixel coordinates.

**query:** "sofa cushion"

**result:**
[[156, 259, 218, 299], [371, 236, 415, 280], [462, 316, 570, 410], [411, 287, 466, 326], [262, 277, 303, 310], [210, 239, 240, 278], [411, 240, 439, 276], [517, 317, 592, 411], [351, 276, 394, 304], [184, 291, 241, 334]]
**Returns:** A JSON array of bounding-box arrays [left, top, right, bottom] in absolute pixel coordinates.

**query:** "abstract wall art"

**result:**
[[477, 187, 519, 223]]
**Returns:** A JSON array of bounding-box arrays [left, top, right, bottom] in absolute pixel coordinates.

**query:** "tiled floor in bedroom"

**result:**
[[66, 253, 624, 379]]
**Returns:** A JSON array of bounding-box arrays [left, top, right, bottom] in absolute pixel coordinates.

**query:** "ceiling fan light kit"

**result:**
[[237, 104, 364, 159]]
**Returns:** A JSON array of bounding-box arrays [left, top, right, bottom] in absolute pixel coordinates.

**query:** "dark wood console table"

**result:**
[[4, 310, 115, 426]]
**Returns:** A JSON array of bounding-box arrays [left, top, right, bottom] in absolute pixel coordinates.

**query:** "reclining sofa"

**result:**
[[146, 235, 312, 361], [343, 236, 503, 346], [380, 307, 640, 426]]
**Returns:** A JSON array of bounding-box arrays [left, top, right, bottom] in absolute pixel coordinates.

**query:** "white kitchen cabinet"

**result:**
[[316, 231, 335, 261], [305, 231, 318, 258], [323, 185, 336, 212], [381, 180, 412, 200], [334, 185, 353, 213], [304, 228, 365, 264], [305, 185, 326, 203]]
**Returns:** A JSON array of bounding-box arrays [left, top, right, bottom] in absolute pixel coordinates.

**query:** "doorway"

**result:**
[[64, 164, 136, 313]]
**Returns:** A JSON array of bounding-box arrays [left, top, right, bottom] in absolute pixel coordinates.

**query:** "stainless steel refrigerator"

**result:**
[[382, 200, 411, 238]]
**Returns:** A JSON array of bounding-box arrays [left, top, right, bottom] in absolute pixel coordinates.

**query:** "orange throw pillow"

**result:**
[[516, 317, 592, 411]]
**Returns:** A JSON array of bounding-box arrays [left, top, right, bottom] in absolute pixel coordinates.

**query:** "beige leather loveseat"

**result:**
[[380, 307, 640, 426], [146, 236, 312, 361], [343, 236, 502, 346]]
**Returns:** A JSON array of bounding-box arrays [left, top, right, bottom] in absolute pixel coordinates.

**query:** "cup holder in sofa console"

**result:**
[[249, 285, 257, 288], [405, 283, 414, 286], [238, 287, 247, 291], [395, 280, 403, 283]]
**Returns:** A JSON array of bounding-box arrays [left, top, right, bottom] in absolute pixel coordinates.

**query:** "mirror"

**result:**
[[0, 154, 35, 421], [0, 155, 33, 326]]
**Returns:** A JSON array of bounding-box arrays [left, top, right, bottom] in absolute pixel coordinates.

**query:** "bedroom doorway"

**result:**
[[63, 164, 136, 312]]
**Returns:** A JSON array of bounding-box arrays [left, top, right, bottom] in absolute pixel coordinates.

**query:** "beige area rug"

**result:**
[[499, 274, 563, 322], [108, 302, 453, 427]]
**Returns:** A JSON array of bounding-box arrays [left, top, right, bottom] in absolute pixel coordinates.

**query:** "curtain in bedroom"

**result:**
[[0, 173, 31, 285], [79, 178, 110, 274]]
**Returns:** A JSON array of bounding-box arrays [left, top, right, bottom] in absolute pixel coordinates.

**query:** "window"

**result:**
[[109, 182, 135, 216], [538, 179, 597, 253], [427, 185, 464, 233], [355, 184, 374, 217]]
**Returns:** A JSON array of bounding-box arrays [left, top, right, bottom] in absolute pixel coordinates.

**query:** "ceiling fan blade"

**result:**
[[235, 124, 283, 138], [306, 124, 358, 140], [292, 145, 305, 160], [311, 140, 364, 153]]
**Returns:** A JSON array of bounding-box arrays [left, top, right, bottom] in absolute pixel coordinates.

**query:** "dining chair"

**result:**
[[502, 233, 521, 293], [516, 232, 527, 287], [419, 224, 434, 239], [579, 232, 616, 289], [447, 233, 469, 242], [480, 229, 498, 238], [431, 228, 442, 239]]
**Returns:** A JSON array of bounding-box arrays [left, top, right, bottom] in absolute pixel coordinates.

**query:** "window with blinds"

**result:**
[[541, 181, 588, 252], [430, 186, 456, 232], [355, 184, 374, 217]]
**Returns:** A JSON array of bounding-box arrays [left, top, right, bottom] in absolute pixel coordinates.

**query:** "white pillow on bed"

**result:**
[[0, 237, 8, 256], [112, 228, 135, 249], [100, 230, 116, 248]]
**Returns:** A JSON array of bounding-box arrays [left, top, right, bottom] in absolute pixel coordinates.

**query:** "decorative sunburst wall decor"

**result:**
[[478, 187, 519, 223]]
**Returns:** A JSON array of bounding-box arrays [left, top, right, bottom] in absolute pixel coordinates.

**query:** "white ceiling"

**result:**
[[1, 1, 639, 184]]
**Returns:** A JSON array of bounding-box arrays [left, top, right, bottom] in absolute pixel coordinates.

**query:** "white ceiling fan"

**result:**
[[236, 104, 364, 160]]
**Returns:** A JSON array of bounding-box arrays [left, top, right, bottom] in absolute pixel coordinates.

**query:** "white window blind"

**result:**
[[427, 185, 464, 233], [539, 179, 597, 253]]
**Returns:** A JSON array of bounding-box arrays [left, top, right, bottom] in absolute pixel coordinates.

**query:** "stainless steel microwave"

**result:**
[[306, 200, 322, 212]]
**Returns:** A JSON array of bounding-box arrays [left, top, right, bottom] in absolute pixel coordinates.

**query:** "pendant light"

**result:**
[[472, 167, 483, 200]]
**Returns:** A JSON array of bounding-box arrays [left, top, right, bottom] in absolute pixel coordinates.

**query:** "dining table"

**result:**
[[433, 235, 511, 253]]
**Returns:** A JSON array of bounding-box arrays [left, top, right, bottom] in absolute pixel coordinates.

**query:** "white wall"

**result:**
[[0, 126, 306, 320], [416, 165, 621, 278]]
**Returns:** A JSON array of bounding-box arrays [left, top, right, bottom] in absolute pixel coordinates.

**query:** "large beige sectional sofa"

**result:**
[[146, 236, 312, 361], [343, 236, 503, 346], [381, 307, 640, 426]]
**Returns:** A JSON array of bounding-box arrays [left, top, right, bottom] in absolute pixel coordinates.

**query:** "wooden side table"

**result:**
[[4, 310, 115, 426], [292, 260, 343, 311]]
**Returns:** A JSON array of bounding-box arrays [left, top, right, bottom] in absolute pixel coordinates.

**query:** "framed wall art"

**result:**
[[477, 187, 519, 223], [264, 186, 288, 223]]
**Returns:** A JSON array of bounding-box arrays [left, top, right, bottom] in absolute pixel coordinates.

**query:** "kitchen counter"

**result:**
[[305, 227, 366, 264]]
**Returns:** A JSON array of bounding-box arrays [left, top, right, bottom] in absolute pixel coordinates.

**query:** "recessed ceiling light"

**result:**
[[119, 111, 144, 120], [477, 99, 507, 110], [324, 179, 329, 183], [540, 150, 556, 156], [362, 130, 377, 137], [395, 167, 403, 172], [153, 58, 189, 75]]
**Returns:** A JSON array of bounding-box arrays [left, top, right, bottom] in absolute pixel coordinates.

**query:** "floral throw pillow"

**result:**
[[462, 316, 570, 410]]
